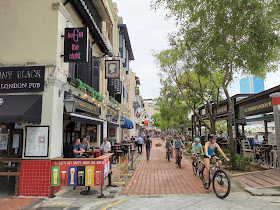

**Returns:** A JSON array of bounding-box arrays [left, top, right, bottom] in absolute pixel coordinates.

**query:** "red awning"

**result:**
[[144, 120, 149, 125]]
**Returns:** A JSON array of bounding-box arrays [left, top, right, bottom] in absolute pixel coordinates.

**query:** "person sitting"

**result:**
[[100, 138, 111, 154], [81, 137, 89, 151], [123, 136, 128, 143], [72, 138, 84, 157]]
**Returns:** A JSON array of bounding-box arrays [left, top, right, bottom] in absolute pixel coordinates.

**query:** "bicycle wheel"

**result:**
[[192, 160, 197, 175], [201, 165, 210, 189], [168, 151, 170, 162], [198, 161, 204, 180], [212, 170, 231, 199], [177, 155, 181, 168]]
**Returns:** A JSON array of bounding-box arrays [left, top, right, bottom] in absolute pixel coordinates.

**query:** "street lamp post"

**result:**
[[63, 90, 76, 113], [269, 92, 280, 170]]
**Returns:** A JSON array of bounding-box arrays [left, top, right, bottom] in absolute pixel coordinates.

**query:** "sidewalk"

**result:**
[[122, 138, 213, 195], [0, 197, 39, 210], [232, 168, 280, 196]]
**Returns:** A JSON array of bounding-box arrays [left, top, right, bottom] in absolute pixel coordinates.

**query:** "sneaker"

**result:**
[[203, 183, 209, 189]]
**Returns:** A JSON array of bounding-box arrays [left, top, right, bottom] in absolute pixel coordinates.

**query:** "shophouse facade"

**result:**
[[0, 0, 134, 197]]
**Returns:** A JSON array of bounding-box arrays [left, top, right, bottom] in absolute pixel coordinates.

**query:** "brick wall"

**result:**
[[19, 160, 61, 197]]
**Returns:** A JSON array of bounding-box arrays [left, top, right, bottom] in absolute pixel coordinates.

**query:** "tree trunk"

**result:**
[[224, 88, 235, 162], [210, 120, 216, 134]]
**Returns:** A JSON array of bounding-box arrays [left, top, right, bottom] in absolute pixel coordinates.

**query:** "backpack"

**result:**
[[146, 139, 151, 148]]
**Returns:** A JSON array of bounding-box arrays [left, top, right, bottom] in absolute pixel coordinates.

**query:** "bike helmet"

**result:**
[[194, 137, 200, 142]]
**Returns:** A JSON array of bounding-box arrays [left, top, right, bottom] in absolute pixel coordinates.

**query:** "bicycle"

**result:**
[[166, 147, 172, 162], [201, 157, 231, 199], [192, 154, 203, 179], [176, 149, 182, 168]]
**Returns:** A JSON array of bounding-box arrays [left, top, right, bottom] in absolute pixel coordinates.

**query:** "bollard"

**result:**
[[122, 153, 132, 177], [113, 155, 126, 185], [135, 146, 140, 162]]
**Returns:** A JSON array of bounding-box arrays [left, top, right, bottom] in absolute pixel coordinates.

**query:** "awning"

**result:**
[[121, 116, 134, 129], [0, 95, 42, 124], [70, 113, 103, 125]]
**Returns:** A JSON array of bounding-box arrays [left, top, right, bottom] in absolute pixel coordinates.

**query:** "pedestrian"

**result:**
[[145, 135, 152, 160], [100, 138, 111, 154], [137, 135, 144, 154]]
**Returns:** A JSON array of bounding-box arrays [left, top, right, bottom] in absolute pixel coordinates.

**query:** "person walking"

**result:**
[[137, 135, 144, 154], [145, 136, 152, 160]]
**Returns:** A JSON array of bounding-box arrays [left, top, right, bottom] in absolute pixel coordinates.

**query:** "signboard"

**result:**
[[24, 126, 49, 157], [105, 60, 120, 79], [0, 134, 8, 150], [135, 87, 139, 96], [133, 102, 140, 109], [51, 158, 110, 187], [75, 97, 101, 116], [109, 128, 116, 137], [0, 66, 45, 93], [216, 105, 227, 116], [12, 134, 20, 148], [64, 27, 89, 63], [238, 97, 273, 118]]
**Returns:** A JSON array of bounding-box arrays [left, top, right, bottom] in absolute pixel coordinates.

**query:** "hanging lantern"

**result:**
[[97, 103, 101, 109], [83, 93, 88, 100], [115, 104, 118, 108], [103, 104, 106, 108], [91, 97, 95, 103], [117, 107, 120, 111], [107, 107, 110, 111]]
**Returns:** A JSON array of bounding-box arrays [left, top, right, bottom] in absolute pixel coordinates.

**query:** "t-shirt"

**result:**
[[101, 141, 111, 153], [146, 139, 152, 148], [81, 143, 88, 151], [165, 141, 172, 148], [137, 137, 144, 144], [174, 140, 182, 149], [191, 143, 202, 154], [73, 143, 82, 157]]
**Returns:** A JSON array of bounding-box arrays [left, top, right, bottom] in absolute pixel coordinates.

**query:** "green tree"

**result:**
[[152, 0, 280, 159]]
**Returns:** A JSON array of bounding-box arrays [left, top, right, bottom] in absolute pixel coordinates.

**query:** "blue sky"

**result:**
[[114, 0, 280, 99]]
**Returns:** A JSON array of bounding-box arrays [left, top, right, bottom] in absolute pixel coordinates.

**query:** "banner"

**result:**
[[105, 60, 120, 79]]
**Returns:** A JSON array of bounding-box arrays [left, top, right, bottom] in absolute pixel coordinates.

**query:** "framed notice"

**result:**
[[105, 60, 120, 79], [24, 126, 49, 157]]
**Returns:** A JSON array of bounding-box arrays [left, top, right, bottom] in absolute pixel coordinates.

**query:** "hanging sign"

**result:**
[[105, 60, 120, 79], [135, 87, 139, 96], [0, 66, 45, 93], [64, 27, 89, 63]]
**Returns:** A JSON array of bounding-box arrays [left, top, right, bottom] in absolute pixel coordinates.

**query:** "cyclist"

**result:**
[[204, 134, 230, 188], [191, 137, 203, 167], [165, 137, 172, 159], [174, 136, 185, 164]]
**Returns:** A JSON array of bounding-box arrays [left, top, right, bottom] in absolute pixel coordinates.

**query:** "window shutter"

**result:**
[[92, 56, 100, 92], [77, 44, 92, 85]]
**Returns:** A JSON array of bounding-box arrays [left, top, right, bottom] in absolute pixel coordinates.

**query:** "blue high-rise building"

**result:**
[[240, 76, 264, 94]]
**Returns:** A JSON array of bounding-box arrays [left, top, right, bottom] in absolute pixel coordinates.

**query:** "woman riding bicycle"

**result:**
[[191, 137, 203, 167], [165, 137, 172, 159], [204, 134, 229, 188]]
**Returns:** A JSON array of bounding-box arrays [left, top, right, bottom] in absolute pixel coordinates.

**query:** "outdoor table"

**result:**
[[121, 143, 133, 157], [111, 145, 120, 153], [84, 149, 101, 158]]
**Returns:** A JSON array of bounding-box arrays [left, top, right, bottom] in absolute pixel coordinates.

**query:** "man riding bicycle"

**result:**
[[204, 134, 230, 188], [174, 136, 185, 164], [191, 137, 203, 166], [165, 137, 172, 159]]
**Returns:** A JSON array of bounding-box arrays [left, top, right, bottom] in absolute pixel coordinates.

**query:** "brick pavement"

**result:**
[[122, 138, 213, 195], [0, 197, 38, 210], [233, 169, 280, 189]]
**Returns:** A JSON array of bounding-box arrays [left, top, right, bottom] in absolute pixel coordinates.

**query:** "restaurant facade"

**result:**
[[0, 0, 134, 197]]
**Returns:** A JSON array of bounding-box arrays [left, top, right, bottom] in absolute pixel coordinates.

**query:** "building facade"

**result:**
[[240, 76, 265, 94], [0, 0, 135, 197]]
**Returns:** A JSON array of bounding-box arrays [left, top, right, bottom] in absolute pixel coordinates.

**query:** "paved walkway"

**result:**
[[233, 169, 280, 189], [122, 138, 212, 195], [0, 197, 38, 210]]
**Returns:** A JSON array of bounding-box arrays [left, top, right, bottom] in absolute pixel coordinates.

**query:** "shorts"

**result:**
[[204, 155, 215, 159]]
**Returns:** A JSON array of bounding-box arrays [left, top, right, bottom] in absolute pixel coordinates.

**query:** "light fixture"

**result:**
[[106, 114, 113, 122], [115, 104, 118, 108], [117, 108, 120, 111], [103, 104, 106, 108], [63, 90, 76, 113], [97, 103, 101, 109], [91, 97, 95, 103], [120, 118, 125, 125]]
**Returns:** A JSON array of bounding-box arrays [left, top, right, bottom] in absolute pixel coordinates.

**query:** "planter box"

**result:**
[[155, 143, 162, 147]]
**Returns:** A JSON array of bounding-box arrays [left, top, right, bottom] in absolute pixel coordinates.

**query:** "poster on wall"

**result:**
[[12, 134, 20, 148], [109, 128, 115, 137], [24, 126, 49, 157], [86, 125, 97, 142], [0, 134, 8, 150]]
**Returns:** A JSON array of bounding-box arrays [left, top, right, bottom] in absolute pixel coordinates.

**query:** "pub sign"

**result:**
[[0, 66, 45, 93], [105, 60, 120, 79], [64, 27, 89, 63]]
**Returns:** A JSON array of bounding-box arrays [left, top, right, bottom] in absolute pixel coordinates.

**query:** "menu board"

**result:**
[[25, 126, 49, 157], [0, 134, 8, 150]]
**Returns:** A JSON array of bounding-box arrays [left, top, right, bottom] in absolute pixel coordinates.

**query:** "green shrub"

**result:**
[[186, 148, 192, 153]]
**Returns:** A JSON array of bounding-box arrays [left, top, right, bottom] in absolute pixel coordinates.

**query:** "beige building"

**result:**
[[0, 0, 134, 197]]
